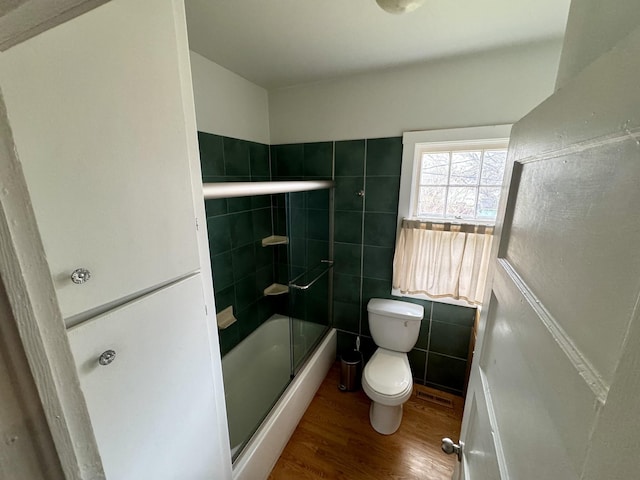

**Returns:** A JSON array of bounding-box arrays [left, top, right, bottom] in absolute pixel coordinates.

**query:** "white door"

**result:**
[[453, 26, 640, 480], [68, 274, 220, 480]]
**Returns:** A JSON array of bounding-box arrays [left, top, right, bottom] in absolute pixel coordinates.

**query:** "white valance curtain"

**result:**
[[392, 219, 494, 305]]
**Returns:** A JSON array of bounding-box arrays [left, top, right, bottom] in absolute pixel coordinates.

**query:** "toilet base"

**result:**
[[369, 401, 403, 435]]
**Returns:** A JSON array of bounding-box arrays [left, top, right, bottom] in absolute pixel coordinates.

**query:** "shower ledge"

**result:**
[[264, 283, 289, 296], [261, 235, 289, 247]]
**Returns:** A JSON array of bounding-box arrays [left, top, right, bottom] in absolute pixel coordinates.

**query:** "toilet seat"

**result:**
[[362, 348, 413, 406]]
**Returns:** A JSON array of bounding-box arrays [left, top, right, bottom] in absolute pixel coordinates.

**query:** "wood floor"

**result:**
[[269, 362, 463, 480]]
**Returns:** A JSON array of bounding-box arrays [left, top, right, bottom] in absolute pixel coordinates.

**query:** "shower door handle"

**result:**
[[289, 261, 333, 290]]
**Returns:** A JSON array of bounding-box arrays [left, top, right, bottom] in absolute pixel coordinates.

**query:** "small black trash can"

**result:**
[[338, 350, 362, 392]]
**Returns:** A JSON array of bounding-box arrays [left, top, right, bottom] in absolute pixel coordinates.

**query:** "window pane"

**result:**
[[450, 151, 481, 185], [446, 186, 476, 218], [477, 187, 501, 219], [481, 150, 507, 185], [418, 186, 445, 217], [420, 153, 449, 185]]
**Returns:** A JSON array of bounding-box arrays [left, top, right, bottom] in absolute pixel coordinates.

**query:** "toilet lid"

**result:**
[[363, 349, 412, 397]]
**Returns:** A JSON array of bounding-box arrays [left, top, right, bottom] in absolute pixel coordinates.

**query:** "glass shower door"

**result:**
[[286, 189, 333, 375]]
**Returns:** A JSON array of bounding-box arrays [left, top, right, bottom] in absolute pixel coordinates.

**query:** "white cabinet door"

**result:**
[[0, 0, 199, 319], [456, 25, 640, 480], [68, 274, 220, 480]]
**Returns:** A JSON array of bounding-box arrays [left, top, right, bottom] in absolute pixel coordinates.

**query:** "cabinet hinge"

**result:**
[[195, 217, 200, 231], [204, 304, 208, 315]]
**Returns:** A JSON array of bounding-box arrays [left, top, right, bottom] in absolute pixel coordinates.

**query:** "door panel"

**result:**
[[67, 275, 219, 480], [459, 24, 640, 480], [461, 389, 501, 480], [503, 141, 640, 383]]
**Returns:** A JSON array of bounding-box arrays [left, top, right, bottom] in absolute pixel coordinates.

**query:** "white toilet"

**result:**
[[362, 298, 424, 435]]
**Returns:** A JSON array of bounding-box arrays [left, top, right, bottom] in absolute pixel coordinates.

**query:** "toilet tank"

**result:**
[[367, 298, 424, 352]]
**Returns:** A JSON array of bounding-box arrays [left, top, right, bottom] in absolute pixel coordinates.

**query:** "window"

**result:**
[[394, 125, 512, 306], [416, 143, 508, 222]]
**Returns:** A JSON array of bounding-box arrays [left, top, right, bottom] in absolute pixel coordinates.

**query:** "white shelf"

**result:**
[[261, 235, 289, 247], [263, 283, 289, 296]]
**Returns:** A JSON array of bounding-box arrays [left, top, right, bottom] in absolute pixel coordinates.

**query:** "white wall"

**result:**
[[268, 39, 563, 144], [190, 50, 270, 144], [555, 0, 640, 89]]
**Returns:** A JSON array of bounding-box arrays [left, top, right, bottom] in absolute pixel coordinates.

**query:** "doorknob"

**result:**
[[441, 437, 462, 461]]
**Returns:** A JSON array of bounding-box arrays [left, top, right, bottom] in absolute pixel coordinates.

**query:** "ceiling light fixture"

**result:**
[[375, 0, 426, 14]]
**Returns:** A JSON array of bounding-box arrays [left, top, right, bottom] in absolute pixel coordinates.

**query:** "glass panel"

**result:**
[[420, 152, 449, 185], [477, 186, 501, 219], [286, 190, 332, 377], [450, 151, 481, 185], [417, 186, 445, 217], [446, 186, 477, 218], [481, 150, 507, 185]]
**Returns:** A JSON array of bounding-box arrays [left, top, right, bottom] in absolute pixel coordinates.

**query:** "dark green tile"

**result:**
[[408, 349, 427, 383], [304, 142, 333, 178], [204, 198, 227, 217], [211, 252, 233, 290], [289, 207, 306, 238], [202, 175, 227, 184], [307, 209, 329, 241], [335, 176, 364, 211], [361, 277, 392, 304], [364, 213, 398, 248], [306, 278, 330, 326], [235, 273, 258, 307], [306, 189, 330, 210], [364, 176, 400, 213], [251, 194, 271, 210], [229, 211, 254, 248], [249, 142, 270, 178], [219, 322, 240, 356], [359, 336, 377, 362], [287, 191, 306, 210], [333, 300, 359, 333], [227, 196, 252, 213], [274, 207, 287, 236], [432, 302, 476, 327], [335, 140, 365, 176], [336, 330, 358, 357], [362, 245, 394, 280], [334, 210, 363, 244], [255, 264, 274, 293], [214, 285, 235, 313], [207, 216, 231, 254], [237, 302, 260, 338], [257, 296, 274, 324], [426, 353, 467, 393], [223, 137, 250, 176], [366, 137, 402, 176], [334, 274, 361, 304], [289, 236, 307, 267], [255, 241, 274, 269], [231, 244, 255, 280], [415, 317, 430, 350], [334, 242, 362, 276], [272, 144, 304, 178], [307, 240, 329, 266], [429, 321, 472, 359], [252, 208, 272, 241], [198, 132, 224, 177]]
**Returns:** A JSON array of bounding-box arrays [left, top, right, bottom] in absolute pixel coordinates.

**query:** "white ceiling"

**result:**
[[185, 0, 571, 89]]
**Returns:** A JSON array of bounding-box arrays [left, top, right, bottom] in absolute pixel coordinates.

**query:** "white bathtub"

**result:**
[[221, 314, 336, 480]]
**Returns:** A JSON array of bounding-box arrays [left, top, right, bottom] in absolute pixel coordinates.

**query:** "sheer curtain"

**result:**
[[392, 220, 493, 305]]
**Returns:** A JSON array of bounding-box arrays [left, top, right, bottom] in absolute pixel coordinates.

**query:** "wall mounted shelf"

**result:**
[[263, 283, 289, 296], [261, 235, 289, 247]]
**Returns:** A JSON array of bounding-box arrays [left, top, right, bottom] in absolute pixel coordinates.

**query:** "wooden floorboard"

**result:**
[[269, 361, 463, 480]]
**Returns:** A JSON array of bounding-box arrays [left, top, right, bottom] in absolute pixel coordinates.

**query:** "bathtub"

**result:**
[[221, 314, 336, 480]]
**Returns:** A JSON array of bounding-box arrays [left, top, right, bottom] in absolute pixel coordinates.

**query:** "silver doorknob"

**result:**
[[441, 437, 462, 461], [98, 350, 116, 366], [71, 268, 91, 284]]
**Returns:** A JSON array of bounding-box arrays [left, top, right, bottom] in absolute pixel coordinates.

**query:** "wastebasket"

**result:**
[[338, 350, 362, 392]]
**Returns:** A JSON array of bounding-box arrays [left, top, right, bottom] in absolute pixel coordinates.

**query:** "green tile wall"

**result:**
[[199, 132, 276, 356], [202, 131, 476, 395]]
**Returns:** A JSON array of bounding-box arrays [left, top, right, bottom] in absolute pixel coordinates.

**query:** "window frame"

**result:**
[[394, 125, 512, 306], [414, 139, 509, 224]]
